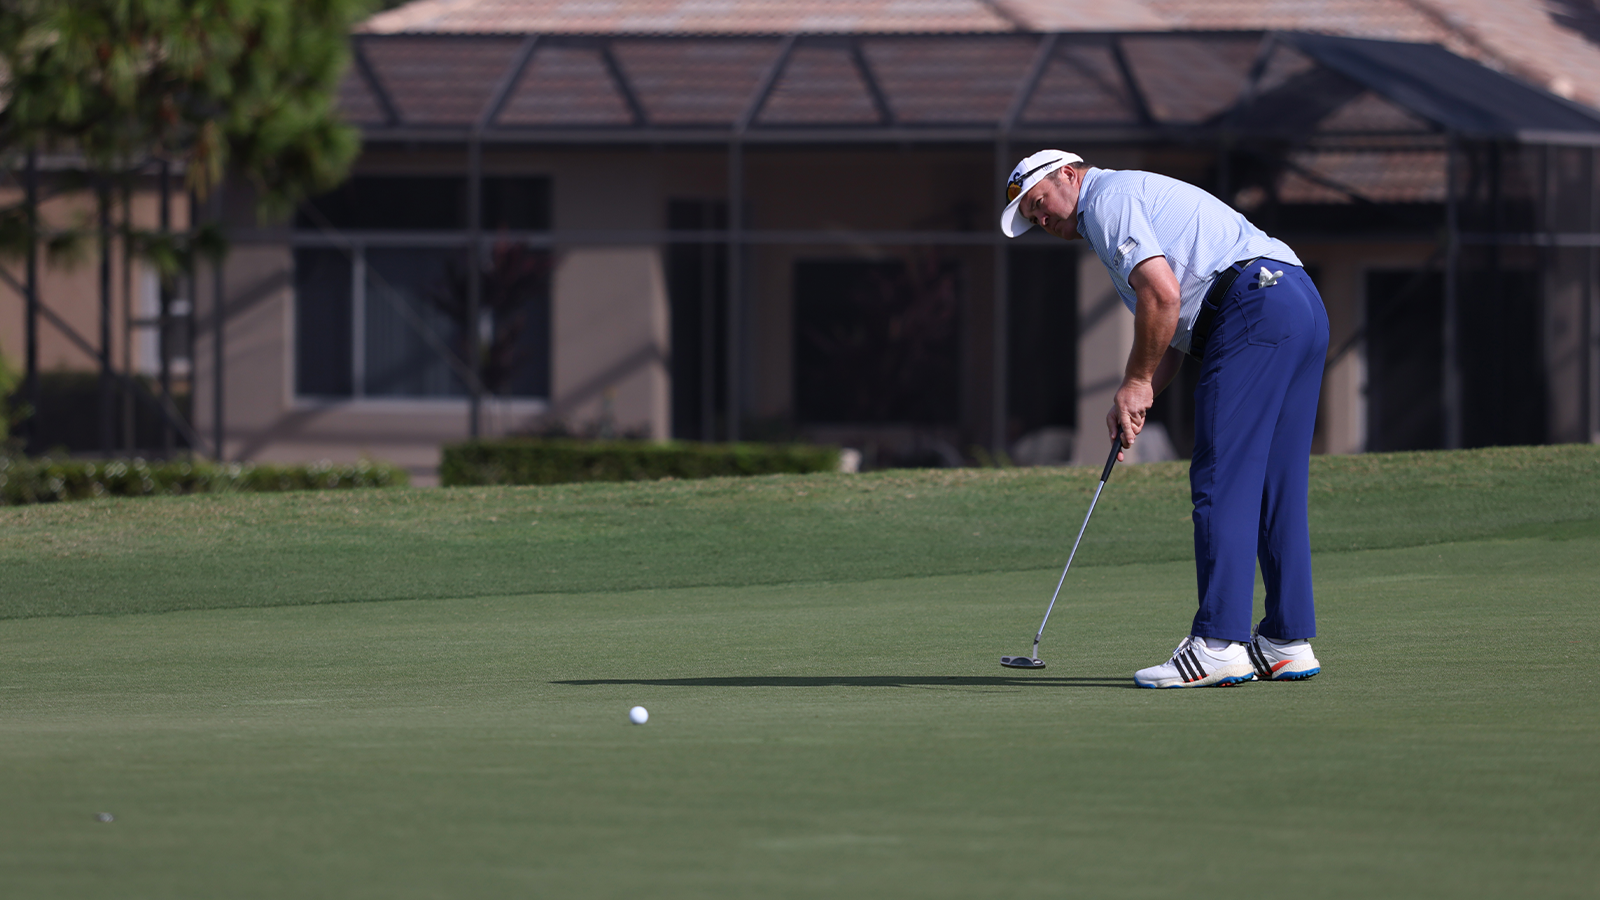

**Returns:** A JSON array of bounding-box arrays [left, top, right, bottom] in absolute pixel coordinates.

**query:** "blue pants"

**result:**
[[1189, 263, 1329, 643]]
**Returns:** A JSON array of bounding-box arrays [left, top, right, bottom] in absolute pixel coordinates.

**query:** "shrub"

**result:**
[[0, 457, 408, 506], [440, 439, 840, 487]]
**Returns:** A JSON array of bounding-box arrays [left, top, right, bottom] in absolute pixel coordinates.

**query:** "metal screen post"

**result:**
[[1444, 137, 1463, 450], [212, 185, 225, 462], [726, 139, 743, 443], [700, 201, 716, 442], [99, 183, 115, 457], [121, 180, 135, 453], [1592, 147, 1600, 442], [352, 249, 367, 398], [186, 190, 201, 454], [159, 160, 174, 455], [467, 136, 483, 437], [23, 149, 40, 455], [992, 139, 1010, 458]]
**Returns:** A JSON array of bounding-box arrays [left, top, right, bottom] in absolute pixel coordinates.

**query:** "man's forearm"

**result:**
[[1126, 266, 1181, 384]]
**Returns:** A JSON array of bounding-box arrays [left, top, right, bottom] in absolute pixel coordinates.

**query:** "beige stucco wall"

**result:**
[[1543, 247, 1592, 445], [0, 184, 189, 378], [548, 246, 670, 439]]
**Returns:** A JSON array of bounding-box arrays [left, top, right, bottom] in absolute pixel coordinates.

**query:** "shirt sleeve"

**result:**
[[1082, 189, 1165, 286]]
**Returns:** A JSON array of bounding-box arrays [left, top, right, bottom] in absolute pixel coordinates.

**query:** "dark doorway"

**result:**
[[1007, 247, 1078, 442], [1458, 264, 1546, 447], [666, 200, 728, 440], [1366, 269, 1445, 451], [793, 256, 961, 424]]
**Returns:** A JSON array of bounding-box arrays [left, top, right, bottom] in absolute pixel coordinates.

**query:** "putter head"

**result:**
[[1000, 656, 1046, 669]]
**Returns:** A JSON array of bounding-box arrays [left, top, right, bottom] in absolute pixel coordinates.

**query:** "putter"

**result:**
[[1001, 428, 1123, 670]]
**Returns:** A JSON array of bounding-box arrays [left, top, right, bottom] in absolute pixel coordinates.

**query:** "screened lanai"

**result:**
[[262, 29, 1600, 466]]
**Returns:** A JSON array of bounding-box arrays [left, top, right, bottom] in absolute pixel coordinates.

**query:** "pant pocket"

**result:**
[[1235, 281, 1295, 348]]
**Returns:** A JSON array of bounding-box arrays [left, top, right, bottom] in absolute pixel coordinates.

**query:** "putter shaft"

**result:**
[[1026, 432, 1122, 654], [1030, 478, 1109, 646]]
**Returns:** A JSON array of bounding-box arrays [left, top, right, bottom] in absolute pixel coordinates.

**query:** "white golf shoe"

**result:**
[[1133, 635, 1256, 688], [1246, 633, 1321, 681]]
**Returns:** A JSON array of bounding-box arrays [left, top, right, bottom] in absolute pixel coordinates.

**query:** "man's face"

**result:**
[[1018, 169, 1081, 240]]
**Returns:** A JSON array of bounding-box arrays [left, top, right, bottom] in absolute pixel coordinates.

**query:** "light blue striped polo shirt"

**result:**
[[1076, 167, 1301, 354]]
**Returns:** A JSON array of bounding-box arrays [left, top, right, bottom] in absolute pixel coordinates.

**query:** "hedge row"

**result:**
[[440, 439, 840, 486], [0, 457, 408, 506]]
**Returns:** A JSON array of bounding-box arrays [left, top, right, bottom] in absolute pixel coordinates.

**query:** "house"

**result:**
[[8, 1, 1600, 481]]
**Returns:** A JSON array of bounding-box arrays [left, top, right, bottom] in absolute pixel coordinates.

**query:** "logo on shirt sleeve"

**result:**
[[1114, 236, 1139, 266]]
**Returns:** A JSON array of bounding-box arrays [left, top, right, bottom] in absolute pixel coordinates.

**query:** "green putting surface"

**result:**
[[1, 446, 1597, 897]]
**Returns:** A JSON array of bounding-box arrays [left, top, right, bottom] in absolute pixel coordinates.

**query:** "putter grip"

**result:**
[[1101, 427, 1122, 483]]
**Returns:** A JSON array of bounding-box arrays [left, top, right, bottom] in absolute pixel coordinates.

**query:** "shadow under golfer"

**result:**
[[553, 675, 1133, 690]]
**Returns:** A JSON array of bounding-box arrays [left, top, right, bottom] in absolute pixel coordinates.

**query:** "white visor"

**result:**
[[999, 150, 1082, 237]]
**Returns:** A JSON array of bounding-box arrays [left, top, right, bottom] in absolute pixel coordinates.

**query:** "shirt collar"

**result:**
[[1075, 167, 1105, 229], [1081, 164, 1107, 235]]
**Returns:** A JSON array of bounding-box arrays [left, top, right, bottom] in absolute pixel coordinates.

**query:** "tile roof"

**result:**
[[758, 43, 883, 124], [860, 35, 1037, 124], [1425, 0, 1600, 109], [362, 0, 1018, 35], [611, 39, 783, 123], [339, 28, 1600, 151], [1121, 34, 1260, 123], [360, 1, 1600, 110], [1017, 41, 1139, 125], [361, 36, 529, 125], [499, 45, 638, 125], [1141, 0, 1453, 40]]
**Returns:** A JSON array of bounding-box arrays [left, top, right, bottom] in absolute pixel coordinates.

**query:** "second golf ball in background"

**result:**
[[628, 706, 649, 725]]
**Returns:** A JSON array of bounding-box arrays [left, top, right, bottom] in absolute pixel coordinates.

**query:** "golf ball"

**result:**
[[628, 706, 649, 725]]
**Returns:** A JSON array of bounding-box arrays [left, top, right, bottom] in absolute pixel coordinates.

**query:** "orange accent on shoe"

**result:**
[[1271, 660, 1293, 673]]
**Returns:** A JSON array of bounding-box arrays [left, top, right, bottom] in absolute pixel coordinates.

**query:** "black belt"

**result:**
[[1187, 256, 1265, 361]]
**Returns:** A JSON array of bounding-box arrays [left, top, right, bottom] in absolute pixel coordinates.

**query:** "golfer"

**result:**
[[1000, 151, 1327, 688]]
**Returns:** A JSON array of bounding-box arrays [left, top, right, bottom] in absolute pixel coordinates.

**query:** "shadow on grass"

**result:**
[[553, 676, 1134, 690]]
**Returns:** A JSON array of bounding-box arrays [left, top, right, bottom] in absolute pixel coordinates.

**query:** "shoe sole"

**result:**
[[1264, 666, 1320, 682], [1134, 673, 1256, 689]]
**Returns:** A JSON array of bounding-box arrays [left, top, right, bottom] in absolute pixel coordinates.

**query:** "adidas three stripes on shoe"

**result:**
[[1133, 635, 1256, 689], [1246, 633, 1321, 681]]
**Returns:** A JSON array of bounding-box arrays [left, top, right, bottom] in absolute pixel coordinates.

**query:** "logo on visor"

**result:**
[[1006, 173, 1025, 203], [1005, 157, 1065, 205]]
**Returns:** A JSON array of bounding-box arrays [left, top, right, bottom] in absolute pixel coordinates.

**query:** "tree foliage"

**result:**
[[0, 0, 372, 245]]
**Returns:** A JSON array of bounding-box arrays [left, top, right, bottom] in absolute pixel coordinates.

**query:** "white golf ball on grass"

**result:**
[[628, 706, 649, 725]]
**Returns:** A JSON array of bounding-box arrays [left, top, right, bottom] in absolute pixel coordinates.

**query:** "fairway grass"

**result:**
[[2, 446, 1598, 897]]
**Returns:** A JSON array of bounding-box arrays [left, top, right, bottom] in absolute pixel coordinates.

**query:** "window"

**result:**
[[293, 176, 552, 401]]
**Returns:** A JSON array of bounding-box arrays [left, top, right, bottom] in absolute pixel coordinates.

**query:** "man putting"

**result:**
[[1000, 151, 1327, 688]]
